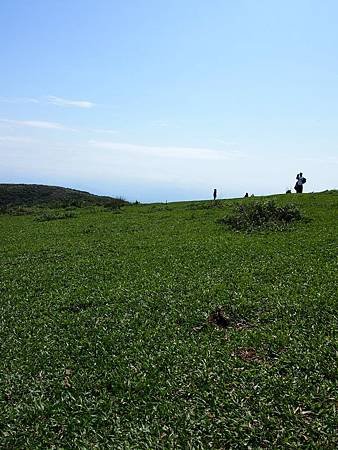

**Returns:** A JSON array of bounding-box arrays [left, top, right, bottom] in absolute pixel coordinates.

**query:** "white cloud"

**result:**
[[0, 118, 119, 135], [89, 140, 243, 161], [46, 95, 95, 109], [0, 96, 96, 109], [2, 135, 337, 201]]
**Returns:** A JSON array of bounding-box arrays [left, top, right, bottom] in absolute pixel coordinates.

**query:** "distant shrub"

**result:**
[[35, 211, 76, 222], [218, 200, 305, 232]]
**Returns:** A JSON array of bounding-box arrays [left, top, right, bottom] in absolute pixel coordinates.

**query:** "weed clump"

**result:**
[[219, 200, 304, 232]]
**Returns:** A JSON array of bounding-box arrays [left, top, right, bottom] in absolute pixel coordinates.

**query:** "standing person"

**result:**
[[294, 172, 306, 193], [213, 189, 217, 201]]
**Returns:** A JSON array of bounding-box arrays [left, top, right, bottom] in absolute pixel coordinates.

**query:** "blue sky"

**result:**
[[1, 0, 337, 202]]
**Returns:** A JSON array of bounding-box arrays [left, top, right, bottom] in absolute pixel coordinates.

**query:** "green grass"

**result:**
[[0, 192, 337, 449]]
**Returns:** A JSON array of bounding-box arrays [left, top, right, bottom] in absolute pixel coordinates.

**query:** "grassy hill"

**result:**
[[0, 183, 128, 208], [0, 192, 337, 448]]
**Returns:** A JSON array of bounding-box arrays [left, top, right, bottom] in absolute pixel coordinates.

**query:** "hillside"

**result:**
[[0, 192, 337, 449], [0, 183, 128, 208]]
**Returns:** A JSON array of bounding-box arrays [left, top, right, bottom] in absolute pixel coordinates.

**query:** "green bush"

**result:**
[[218, 200, 305, 232]]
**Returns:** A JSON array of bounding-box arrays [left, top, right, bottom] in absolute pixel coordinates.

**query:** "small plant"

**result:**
[[218, 200, 305, 232]]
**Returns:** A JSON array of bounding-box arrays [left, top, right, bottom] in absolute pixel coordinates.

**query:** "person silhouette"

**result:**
[[213, 189, 217, 201], [295, 172, 306, 193]]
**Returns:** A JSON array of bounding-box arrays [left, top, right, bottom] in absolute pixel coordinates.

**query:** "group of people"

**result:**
[[212, 172, 307, 200]]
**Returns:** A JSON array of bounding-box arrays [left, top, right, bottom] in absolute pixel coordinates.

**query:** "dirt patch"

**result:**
[[207, 307, 251, 330], [208, 308, 232, 328], [4, 392, 13, 403], [234, 347, 262, 362], [191, 307, 251, 333]]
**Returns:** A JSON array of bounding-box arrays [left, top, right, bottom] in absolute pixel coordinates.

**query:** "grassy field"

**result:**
[[0, 192, 337, 449]]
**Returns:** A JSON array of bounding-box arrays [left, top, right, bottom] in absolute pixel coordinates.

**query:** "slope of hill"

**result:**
[[0, 183, 128, 208], [0, 192, 337, 448]]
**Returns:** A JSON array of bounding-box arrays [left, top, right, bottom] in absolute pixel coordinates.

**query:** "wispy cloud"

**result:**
[[0, 118, 74, 131], [46, 95, 95, 109], [0, 118, 119, 135], [0, 95, 95, 109], [89, 140, 243, 161]]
